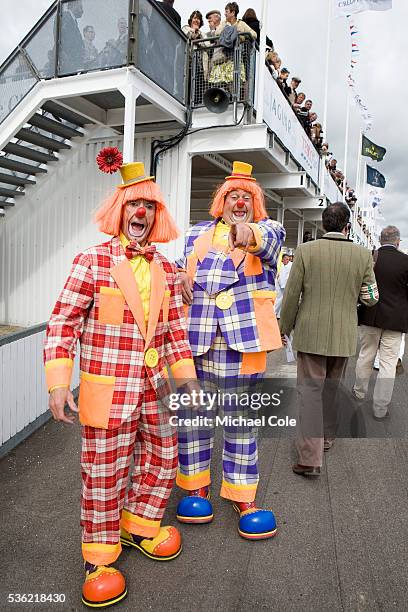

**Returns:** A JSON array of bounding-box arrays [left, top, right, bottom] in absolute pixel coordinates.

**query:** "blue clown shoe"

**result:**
[[233, 501, 277, 540], [177, 487, 214, 524]]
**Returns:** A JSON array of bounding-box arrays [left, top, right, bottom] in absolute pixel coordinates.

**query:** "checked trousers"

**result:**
[[177, 333, 263, 502], [80, 374, 177, 566]]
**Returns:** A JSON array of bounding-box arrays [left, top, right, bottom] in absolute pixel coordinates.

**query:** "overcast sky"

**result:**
[[2, 0, 407, 243]]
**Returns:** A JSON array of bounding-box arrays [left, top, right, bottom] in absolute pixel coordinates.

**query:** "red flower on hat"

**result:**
[[96, 147, 123, 174]]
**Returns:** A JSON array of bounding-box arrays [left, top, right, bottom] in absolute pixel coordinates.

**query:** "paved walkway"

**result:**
[[1, 351, 407, 612]]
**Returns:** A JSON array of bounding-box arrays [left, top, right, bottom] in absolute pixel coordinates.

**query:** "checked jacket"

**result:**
[[44, 235, 195, 430], [176, 218, 286, 356]]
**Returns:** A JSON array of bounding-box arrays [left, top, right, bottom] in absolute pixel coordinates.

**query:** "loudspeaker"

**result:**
[[203, 87, 229, 114]]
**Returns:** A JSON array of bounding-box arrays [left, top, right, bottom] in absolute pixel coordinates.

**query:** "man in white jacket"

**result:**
[[275, 253, 292, 318]]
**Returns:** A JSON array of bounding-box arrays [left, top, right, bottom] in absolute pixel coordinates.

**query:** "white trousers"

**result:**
[[354, 325, 403, 417], [373, 333, 405, 368]]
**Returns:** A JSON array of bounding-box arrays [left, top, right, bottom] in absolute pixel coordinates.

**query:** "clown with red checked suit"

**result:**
[[44, 150, 197, 608], [175, 161, 285, 540]]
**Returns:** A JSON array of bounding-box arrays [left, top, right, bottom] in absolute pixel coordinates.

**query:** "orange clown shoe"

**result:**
[[120, 526, 182, 561], [82, 563, 127, 608]]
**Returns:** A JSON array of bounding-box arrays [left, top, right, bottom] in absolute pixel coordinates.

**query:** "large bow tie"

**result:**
[[125, 242, 156, 262]]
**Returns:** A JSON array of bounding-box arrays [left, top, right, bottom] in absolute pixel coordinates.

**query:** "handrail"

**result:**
[[0, 1, 59, 75], [0, 322, 47, 347], [0, 0, 189, 127]]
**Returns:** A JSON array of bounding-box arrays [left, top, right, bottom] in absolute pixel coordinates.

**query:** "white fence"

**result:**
[[0, 324, 79, 456]]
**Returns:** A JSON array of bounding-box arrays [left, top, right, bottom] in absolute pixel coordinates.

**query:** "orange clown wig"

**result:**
[[94, 154, 179, 243], [209, 162, 268, 221]]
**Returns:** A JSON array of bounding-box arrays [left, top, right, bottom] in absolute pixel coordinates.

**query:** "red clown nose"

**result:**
[[135, 206, 146, 218], [236, 199, 246, 209]]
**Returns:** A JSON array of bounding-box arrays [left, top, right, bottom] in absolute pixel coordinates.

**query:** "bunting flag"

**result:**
[[367, 165, 386, 188], [348, 74, 373, 131], [349, 20, 360, 69], [368, 187, 383, 208], [361, 135, 386, 161], [334, 0, 392, 18], [346, 17, 374, 130]]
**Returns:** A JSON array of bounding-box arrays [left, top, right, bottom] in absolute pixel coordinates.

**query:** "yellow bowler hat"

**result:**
[[118, 162, 154, 188], [225, 161, 256, 182]]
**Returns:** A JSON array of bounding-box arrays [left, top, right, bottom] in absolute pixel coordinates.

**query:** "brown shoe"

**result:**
[[396, 359, 404, 376], [373, 411, 390, 422], [292, 464, 321, 477], [324, 437, 335, 452]]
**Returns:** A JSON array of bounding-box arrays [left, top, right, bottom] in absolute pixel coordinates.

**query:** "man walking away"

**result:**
[[353, 226, 408, 420], [280, 203, 378, 477]]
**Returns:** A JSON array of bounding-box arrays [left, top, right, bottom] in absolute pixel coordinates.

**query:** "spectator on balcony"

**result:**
[[242, 8, 273, 48], [334, 170, 344, 189], [241, 8, 260, 39], [285, 77, 301, 105], [99, 17, 128, 67], [209, 2, 256, 87], [327, 157, 337, 174], [293, 91, 305, 112], [215, 2, 257, 39], [183, 10, 204, 40], [266, 51, 281, 79], [59, 0, 85, 74], [304, 111, 318, 138], [155, 0, 181, 28], [298, 99, 313, 129], [320, 142, 330, 159], [311, 121, 323, 148], [346, 188, 357, 207], [206, 9, 221, 36], [83, 25, 98, 68], [302, 99, 313, 111], [277, 67, 289, 92], [115, 17, 128, 60]]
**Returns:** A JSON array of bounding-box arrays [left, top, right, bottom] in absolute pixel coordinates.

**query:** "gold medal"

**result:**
[[144, 348, 159, 368], [215, 292, 234, 310]]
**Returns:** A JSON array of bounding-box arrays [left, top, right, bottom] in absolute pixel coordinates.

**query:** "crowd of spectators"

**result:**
[[266, 54, 325, 153], [325, 155, 357, 208], [157, 1, 326, 156]]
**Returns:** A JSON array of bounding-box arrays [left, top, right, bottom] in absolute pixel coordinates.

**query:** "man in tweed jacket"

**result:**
[[44, 159, 196, 608], [280, 202, 378, 477], [175, 161, 285, 541]]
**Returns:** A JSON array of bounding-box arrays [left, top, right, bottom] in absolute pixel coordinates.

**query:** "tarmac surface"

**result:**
[[1, 350, 407, 612]]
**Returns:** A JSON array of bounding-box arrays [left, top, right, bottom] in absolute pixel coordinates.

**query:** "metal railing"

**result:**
[[189, 35, 256, 115], [0, 0, 189, 125], [0, 322, 79, 457]]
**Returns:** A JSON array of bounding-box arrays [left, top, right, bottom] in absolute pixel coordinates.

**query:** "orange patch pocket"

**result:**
[[162, 289, 171, 323], [98, 286, 125, 326], [252, 290, 282, 351], [78, 372, 116, 429]]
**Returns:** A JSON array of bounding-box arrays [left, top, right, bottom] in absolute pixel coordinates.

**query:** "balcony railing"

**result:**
[[190, 35, 256, 115], [0, 0, 188, 125]]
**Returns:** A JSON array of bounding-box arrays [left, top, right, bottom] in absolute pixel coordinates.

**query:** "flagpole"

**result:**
[[342, 89, 351, 203], [319, 0, 332, 195], [362, 161, 368, 247], [353, 130, 363, 235]]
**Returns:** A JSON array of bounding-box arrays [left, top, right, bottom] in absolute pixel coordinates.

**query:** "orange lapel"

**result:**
[[244, 253, 262, 276], [110, 259, 147, 340], [194, 225, 246, 269], [194, 226, 217, 262], [145, 259, 166, 349], [229, 248, 246, 269]]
